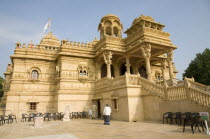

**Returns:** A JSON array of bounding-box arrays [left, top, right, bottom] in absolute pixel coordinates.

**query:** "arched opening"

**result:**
[[120, 63, 134, 75], [138, 66, 147, 79], [111, 65, 115, 78], [106, 27, 112, 36], [79, 70, 83, 76], [101, 63, 107, 78], [120, 63, 126, 76], [130, 66, 134, 74], [31, 70, 39, 79], [113, 27, 119, 37], [83, 70, 87, 76]]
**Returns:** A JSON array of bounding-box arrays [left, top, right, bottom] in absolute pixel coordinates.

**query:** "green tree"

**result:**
[[0, 76, 4, 98], [183, 48, 210, 85]]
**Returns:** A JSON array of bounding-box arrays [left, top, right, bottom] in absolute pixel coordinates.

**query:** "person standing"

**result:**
[[103, 104, 111, 125]]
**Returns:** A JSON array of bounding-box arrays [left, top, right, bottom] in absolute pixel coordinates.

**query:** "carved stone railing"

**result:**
[[125, 74, 165, 98], [188, 80, 209, 92], [188, 87, 210, 107], [167, 85, 187, 100], [137, 76, 165, 99], [95, 77, 109, 90], [62, 40, 94, 49], [95, 75, 127, 91], [95, 74, 210, 107], [15, 43, 59, 52]]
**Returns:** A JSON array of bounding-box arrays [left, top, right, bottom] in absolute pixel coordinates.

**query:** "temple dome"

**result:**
[[40, 32, 60, 46], [101, 14, 120, 22]]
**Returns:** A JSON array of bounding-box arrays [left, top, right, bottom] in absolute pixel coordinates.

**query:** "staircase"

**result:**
[[127, 74, 210, 107]]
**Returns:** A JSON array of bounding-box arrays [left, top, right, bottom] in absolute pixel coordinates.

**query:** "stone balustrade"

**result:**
[[15, 43, 59, 52], [188, 80, 209, 92], [95, 74, 210, 107], [61, 40, 94, 49], [167, 85, 186, 100], [188, 87, 210, 107], [137, 75, 165, 98]]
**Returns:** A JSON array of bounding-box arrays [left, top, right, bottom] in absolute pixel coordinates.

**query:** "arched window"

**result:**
[[120, 63, 126, 76], [80, 70, 83, 76], [31, 70, 39, 79], [83, 71, 87, 76], [113, 27, 119, 37], [106, 27, 112, 36], [111, 65, 115, 78], [101, 64, 107, 78]]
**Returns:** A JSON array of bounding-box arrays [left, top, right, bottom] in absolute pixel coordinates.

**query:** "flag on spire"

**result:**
[[43, 18, 51, 34]]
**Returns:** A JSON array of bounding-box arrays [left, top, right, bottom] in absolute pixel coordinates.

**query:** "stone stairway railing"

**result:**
[[127, 75, 165, 99], [95, 74, 210, 107], [127, 75, 210, 107], [167, 85, 187, 100]]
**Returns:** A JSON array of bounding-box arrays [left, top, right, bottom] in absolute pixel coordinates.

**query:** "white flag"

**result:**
[[43, 19, 51, 33]]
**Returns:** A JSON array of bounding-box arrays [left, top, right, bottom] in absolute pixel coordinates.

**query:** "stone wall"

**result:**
[[143, 94, 210, 121]]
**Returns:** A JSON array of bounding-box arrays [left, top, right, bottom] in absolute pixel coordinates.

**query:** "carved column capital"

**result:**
[[103, 51, 113, 65], [141, 43, 151, 59]]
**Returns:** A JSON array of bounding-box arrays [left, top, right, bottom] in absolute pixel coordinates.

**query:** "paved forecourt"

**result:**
[[0, 119, 209, 139]]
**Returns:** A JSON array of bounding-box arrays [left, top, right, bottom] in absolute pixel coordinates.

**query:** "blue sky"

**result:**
[[0, 0, 210, 80]]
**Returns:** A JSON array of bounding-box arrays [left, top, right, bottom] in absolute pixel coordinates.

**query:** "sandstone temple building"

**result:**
[[1, 14, 209, 121]]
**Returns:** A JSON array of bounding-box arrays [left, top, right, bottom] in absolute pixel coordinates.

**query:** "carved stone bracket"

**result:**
[[103, 51, 113, 65], [141, 43, 151, 59], [103, 51, 113, 78], [141, 43, 152, 81]]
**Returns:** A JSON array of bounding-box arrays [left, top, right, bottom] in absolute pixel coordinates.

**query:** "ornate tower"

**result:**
[[98, 14, 123, 39]]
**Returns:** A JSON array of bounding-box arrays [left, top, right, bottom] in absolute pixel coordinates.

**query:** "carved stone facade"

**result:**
[[2, 14, 208, 121]]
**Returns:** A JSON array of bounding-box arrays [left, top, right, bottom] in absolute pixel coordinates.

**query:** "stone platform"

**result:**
[[0, 119, 209, 139]]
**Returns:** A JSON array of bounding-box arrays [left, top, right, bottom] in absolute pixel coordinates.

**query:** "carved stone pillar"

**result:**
[[161, 59, 166, 80], [141, 43, 152, 81], [96, 61, 101, 80], [167, 49, 174, 81], [103, 51, 113, 78], [125, 56, 131, 74]]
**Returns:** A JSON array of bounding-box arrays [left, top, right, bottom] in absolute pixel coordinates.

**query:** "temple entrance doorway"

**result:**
[[138, 66, 147, 79], [97, 100, 101, 118]]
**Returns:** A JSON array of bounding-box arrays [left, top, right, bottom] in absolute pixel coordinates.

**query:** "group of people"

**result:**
[[88, 104, 112, 125]]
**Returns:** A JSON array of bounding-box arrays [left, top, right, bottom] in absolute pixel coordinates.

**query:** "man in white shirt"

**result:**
[[103, 104, 111, 125]]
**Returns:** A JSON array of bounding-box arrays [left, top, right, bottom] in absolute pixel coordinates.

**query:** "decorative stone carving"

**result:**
[[77, 61, 89, 83], [141, 43, 152, 81], [103, 51, 113, 78], [167, 49, 174, 81]]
